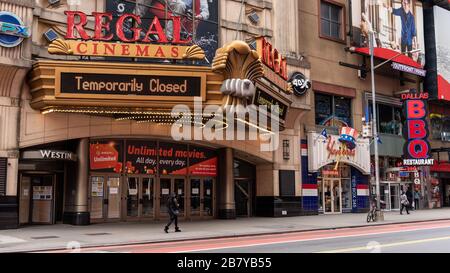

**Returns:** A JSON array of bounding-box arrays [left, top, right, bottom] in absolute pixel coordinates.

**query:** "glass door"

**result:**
[[31, 175, 55, 224], [202, 178, 215, 218], [158, 178, 186, 219], [141, 177, 154, 218], [323, 179, 342, 214], [126, 177, 139, 218], [90, 176, 105, 220], [174, 179, 185, 217], [190, 178, 201, 217], [390, 184, 400, 210], [159, 178, 172, 217], [235, 180, 251, 217], [107, 177, 121, 220]]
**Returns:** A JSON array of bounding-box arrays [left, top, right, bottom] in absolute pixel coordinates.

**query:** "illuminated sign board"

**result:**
[[0, 12, 30, 48], [402, 92, 435, 166]]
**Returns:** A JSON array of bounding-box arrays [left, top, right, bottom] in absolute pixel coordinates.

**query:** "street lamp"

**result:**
[[368, 30, 421, 221]]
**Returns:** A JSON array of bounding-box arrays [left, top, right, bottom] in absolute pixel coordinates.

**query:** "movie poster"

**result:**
[[106, 0, 219, 65], [90, 141, 123, 173], [352, 0, 425, 65], [434, 6, 450, 101]]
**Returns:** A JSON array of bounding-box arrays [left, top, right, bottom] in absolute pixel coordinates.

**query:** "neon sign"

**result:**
[[402, 92, 435, 166]]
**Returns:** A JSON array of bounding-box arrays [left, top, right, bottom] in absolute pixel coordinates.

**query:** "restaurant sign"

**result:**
[[307, 132, 370, 175], [402, 92, 435, 166]]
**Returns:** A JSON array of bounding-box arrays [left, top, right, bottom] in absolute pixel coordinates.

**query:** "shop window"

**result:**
[[369, 103, 403, 136], [0, 158, 6, 196], [320, 0, 344, 42], [279, 170, 295, 197], [315, 93, 352, 128], [430, 114, 450, 142]]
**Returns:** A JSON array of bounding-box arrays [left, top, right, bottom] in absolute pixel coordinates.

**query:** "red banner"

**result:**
[[189, 157, 218, 177], [90, 143, 121, 173]]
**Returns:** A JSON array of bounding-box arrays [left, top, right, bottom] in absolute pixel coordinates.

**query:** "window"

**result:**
[[369, 103, 403, 135], [0, 158, 6, 196], [431, 115, 450, 141], [320, 1, 343, 41], [279, 170, 295, 197], [315, 93, 352, 127]]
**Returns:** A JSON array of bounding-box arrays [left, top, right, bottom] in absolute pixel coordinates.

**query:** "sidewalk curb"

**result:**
[[24, 217, 450, 253]]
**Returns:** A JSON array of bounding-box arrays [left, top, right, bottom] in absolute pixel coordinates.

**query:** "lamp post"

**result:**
[[368, 30, 421, 221], [368, 31, 383, 221]]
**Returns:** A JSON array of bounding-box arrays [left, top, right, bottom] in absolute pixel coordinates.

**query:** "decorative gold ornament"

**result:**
[[48, 39, 73, 55], [182, 45, 206, 60], [212, 41, 264, 113]]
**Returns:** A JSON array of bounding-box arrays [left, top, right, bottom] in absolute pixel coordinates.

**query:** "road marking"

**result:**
[[0, 235, 26, 244], [318, 236, 450, 253], [174, 225, 450, 253]]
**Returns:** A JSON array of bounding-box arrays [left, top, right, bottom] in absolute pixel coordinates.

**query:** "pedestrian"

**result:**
[[164, 192, 181, 233], [414, 190, 421, 210], [400, 191, 410, 215], [406, 188, 413, 210]]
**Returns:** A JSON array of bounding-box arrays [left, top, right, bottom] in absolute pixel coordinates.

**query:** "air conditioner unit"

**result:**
[[248, 11, 260, 25]]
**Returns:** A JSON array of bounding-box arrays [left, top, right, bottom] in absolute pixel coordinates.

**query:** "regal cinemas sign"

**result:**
[[48, 11, 205, 60], [255, 37, 289, 92]]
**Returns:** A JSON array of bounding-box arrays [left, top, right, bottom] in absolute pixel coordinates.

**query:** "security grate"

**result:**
[[0, 158, 7, 196]]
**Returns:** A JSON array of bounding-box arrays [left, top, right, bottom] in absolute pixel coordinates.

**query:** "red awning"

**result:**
[[350, 47, 423, 69], [438, 74, 450, 101], [431, 161, 450, 173]]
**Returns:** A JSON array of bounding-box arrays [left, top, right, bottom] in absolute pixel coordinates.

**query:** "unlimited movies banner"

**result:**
[[97, 140, 217, 176]]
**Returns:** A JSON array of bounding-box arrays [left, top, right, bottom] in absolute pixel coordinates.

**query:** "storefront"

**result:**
[[87, 139, 218, 223], [7, 0, 305, 228], [379, 161, 425, 211], [305, 129, 371, 214], [430, 161, 450, 208]]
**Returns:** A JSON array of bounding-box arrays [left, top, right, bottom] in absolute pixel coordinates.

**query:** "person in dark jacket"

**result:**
[[406, 188, 413, 210], [164, 193, 181, 233]]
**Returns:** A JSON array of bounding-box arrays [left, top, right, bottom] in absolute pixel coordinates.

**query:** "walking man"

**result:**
[[165, 192, 181, 233], [400, 191, 410, 215]]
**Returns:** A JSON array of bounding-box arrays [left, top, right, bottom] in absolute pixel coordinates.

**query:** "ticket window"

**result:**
[[20, 175, 55, 225]]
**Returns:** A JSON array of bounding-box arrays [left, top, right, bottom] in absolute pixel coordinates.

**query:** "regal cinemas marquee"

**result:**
[[16, 6, 298, 228]]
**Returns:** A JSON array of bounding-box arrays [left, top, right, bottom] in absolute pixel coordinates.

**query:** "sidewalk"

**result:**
[[1, 208, 449, 253]]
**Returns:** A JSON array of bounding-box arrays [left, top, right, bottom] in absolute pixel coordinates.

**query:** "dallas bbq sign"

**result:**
[[402, 92, 435, 166], [48, 11, 205, 60]]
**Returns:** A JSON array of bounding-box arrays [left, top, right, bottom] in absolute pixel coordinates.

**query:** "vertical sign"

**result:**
[[402, 92, 434, 166], [351, 175, 358, 213]]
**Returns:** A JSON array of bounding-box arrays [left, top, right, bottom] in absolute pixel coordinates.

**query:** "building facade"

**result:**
[[0, 0, 447, 230], [423, 0, 450, 209], [298, 0, 428, 214], [0, 0, 314, 229]]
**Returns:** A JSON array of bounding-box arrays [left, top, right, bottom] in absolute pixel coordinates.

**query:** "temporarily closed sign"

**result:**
[[60, 72, 202, 97]]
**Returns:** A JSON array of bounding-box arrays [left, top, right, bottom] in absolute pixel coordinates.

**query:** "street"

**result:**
[[43, 220, 450, 253]]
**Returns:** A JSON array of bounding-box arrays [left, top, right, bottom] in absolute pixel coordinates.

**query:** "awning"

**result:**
[[431, 161, 450, 173], [438, 74, 450, 101], [348, 47, 426, 76]]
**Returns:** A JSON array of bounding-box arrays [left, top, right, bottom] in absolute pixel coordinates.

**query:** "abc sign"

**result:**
[[289, 72, 311, 97]]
